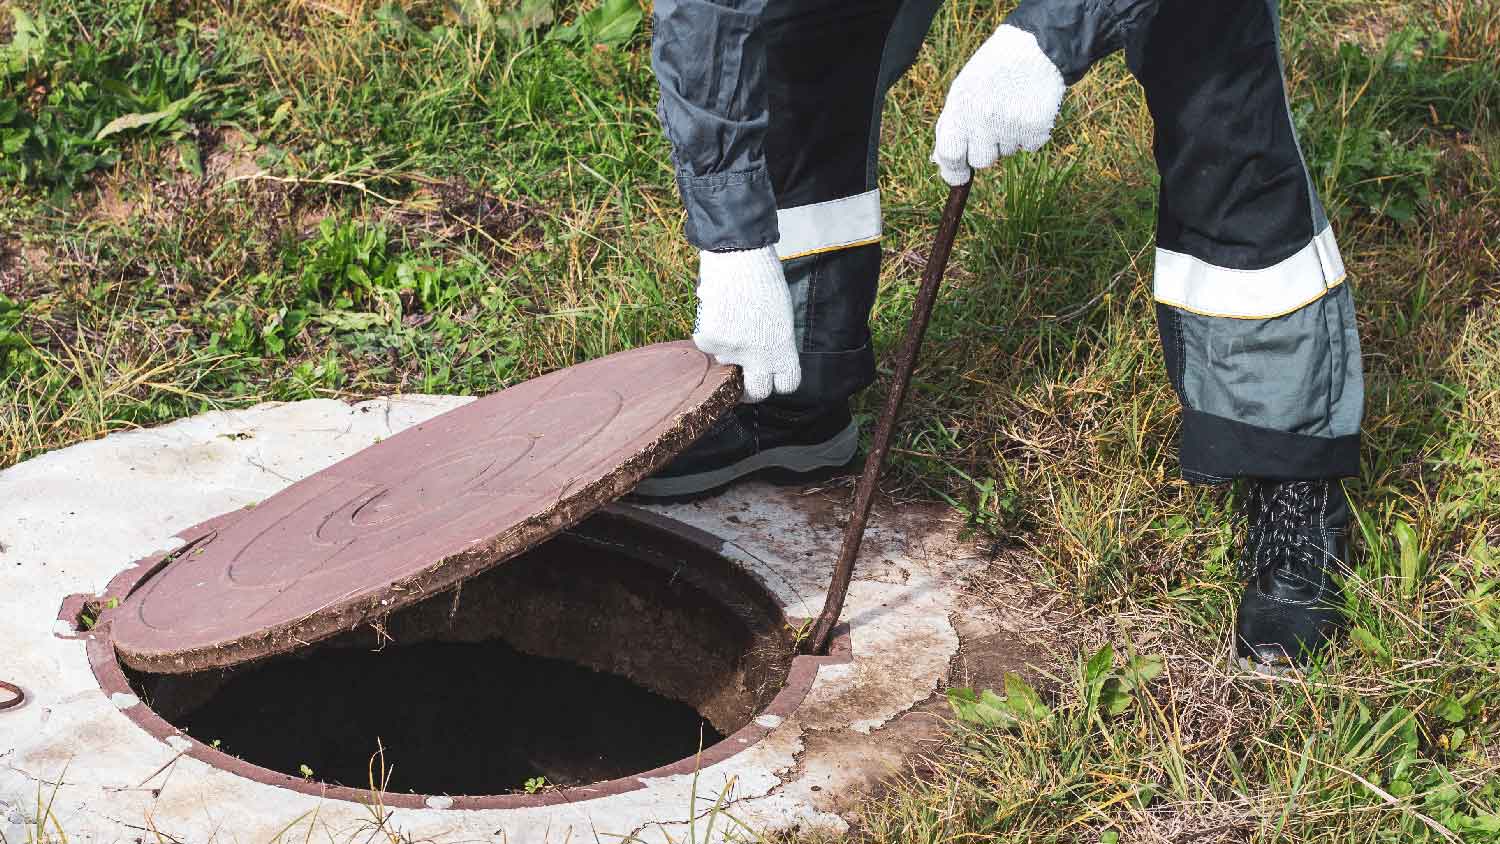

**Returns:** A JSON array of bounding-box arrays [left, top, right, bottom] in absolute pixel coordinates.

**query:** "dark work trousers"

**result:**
[[761, 0, 1362, 482], [759, 0, 944, 408]]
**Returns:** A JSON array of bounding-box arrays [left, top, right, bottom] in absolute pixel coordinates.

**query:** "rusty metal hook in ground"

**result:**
[[0, 679, 25, 711], [802, 181, 973, 656]]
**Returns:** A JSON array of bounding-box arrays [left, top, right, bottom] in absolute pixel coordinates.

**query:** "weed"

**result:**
[[0, 3, 253, 202], [1294, 23, 1498, 222], [547, 0, 643, 49], [0, 292, 33, 375]]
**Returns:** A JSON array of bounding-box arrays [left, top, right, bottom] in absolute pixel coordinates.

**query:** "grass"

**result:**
[[3, 0, 1499, 841]]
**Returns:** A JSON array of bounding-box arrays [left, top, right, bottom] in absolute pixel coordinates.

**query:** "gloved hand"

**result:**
[[932, 24, 1067, 186], [693, 246, 802, 403]]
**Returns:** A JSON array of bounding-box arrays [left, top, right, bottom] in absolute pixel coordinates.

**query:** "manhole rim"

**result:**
[[79, 505, 853, 810]]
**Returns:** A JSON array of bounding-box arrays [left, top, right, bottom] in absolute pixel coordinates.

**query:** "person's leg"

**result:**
[[1129, 0, 1364, 666], [763, 0, 943, 406], [637, 0, 942, 499]]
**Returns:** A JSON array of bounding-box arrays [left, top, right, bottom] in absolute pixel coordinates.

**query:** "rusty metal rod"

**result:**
[[803, 181, 971, 656]]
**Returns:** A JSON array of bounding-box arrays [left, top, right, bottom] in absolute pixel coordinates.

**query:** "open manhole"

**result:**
[[115, 509, 798, 798], [62, 344, 845, 809]]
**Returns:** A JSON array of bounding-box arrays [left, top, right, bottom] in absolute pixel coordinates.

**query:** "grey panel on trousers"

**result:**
[[651, 0, 780, 252], [1324, 282, 1364, 438], [1172, 284, 1363, 439]]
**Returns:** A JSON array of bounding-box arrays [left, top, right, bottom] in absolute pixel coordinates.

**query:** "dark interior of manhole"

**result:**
[[123, 512, 794, 796]]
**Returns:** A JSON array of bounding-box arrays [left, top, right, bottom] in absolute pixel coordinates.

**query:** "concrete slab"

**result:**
[[1, 394, 993, 843]]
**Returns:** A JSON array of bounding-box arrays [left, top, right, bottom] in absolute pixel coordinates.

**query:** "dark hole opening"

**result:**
[[125, 512, 793, 796], [173, 639, 726, 793]]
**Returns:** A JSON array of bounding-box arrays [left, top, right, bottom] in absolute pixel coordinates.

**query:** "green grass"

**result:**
[[3, 0, 1499, 841]]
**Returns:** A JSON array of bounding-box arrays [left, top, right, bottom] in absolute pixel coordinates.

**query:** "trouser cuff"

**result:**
[[784, 343, 876, 405], [1180, 408, 1360, 483]]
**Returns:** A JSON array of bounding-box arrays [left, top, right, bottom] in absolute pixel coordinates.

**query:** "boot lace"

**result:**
[[1243, 480, 1322, 579]]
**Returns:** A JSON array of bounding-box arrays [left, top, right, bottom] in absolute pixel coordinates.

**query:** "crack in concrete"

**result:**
[[718, 539, 819, 619], [102, 812, 193, 844], [246, 453, 295, 483], [0, 760, 67, 789], [621, 779, 764, 843]]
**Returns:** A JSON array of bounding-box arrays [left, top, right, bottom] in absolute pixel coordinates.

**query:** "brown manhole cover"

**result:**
[[108, 342, 740, 674]]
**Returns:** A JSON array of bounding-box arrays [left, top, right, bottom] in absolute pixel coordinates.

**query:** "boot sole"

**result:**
[[630, 420, 861, 502]]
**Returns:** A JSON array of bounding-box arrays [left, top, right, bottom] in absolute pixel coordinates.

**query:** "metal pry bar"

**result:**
[[803, 180, 972, 655]]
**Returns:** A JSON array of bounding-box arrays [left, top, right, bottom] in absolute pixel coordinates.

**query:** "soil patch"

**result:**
[[0, 238, 17, 296], [0, 239, 50, 298]]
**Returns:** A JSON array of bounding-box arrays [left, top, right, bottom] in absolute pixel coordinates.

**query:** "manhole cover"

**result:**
[[109, 342, 739, 674]]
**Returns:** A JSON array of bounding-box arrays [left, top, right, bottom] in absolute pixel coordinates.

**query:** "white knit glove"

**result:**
[[693, 246, 801, 403], [932, 24, 1067, 186]]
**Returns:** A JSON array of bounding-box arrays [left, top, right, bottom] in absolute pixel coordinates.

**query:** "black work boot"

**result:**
[[1234, 479, 1351, 670], [632, 400, 860, 500]]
